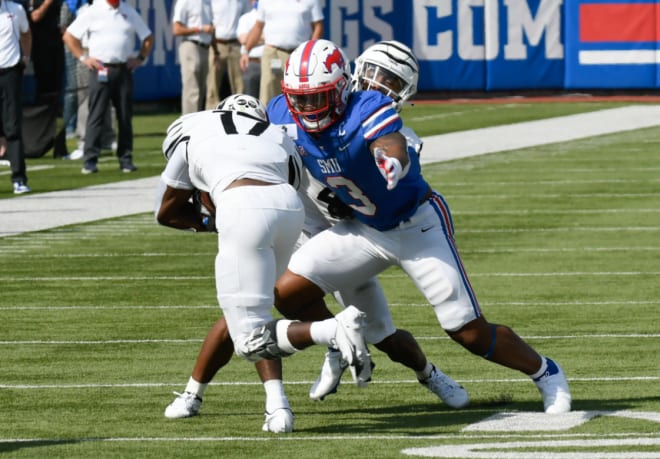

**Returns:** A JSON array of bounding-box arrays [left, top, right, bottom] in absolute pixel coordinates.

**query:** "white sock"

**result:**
[[276, 319, 299, 354], [263, 379, 290, 413], [530, 356, 548, 380], [415, 361, 433, 380], [309, 317, 337, 345], [184, 377, 208, 398]]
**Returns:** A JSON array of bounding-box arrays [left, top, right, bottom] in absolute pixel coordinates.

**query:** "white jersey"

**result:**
[[162, 109, 302, 197], [159, 108, 305, 352]]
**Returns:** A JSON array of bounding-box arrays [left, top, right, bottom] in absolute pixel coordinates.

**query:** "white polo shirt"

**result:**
[[211, 0, 250, 41], [172, 0, 214, 45], [67, 1, 151, 63], [256, 0, 323, 50], [237, 7, 262, 58], [0, 1, 29, 69]]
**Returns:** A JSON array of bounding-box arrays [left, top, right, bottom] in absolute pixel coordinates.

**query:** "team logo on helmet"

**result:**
[[324, 48, 345, 73]]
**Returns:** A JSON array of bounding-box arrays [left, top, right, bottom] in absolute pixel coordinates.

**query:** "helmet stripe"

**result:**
[[298, 39, 317, 83]]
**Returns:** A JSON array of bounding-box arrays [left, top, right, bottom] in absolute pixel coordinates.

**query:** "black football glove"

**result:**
[[317, 188, 354, 220]]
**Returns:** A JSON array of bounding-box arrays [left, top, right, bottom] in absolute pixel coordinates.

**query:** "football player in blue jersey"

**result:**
[[299, 40, 469, 405], [270, 39, 572, 414]]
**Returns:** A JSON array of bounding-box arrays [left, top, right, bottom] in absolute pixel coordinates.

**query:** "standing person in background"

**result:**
[[172, 0, 214, 114], [65, 0, 117, 161], [21, 0, 63, 102], [63, 0, 152, 174], [59, 0, 81, 140], [0, 0, 31, 193], [205, 0, 250, 109], [237, 0, 261, 99], [243, 0, 323, 105]]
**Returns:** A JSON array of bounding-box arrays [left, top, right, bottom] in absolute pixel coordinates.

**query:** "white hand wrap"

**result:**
[[374, 148, 409, 190]]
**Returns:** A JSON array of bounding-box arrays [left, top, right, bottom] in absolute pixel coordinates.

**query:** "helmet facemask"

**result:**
[[357, 63, 407, 105], [283, 77, 348, 132]]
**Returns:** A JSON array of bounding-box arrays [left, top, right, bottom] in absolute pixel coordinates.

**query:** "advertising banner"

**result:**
[[113, 0, 659, 99]]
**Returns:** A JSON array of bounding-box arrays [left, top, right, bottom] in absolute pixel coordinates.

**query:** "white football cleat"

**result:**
[[164, 391, 202, 419], [534, 357, 572, 414], [334, 305, 372, 387], [418, 364, 470, 409], [309, 348, 348, 401], [262, 408, 294, 433]]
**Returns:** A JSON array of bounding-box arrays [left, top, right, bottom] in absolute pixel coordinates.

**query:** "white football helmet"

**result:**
[[216, 93, 268, 122], [352, 40, 419, 112], [282, 39, 351, 133]]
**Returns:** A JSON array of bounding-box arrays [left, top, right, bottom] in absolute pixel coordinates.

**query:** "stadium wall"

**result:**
[[70, 0, 660, 100]]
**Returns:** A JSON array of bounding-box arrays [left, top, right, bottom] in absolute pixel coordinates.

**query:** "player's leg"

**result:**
[[215, 186, 302, 432], [164, 317, 233, 419], [402, 195, 571, 413], [309, 276, 468, 407], [164, 317, 288, 424]]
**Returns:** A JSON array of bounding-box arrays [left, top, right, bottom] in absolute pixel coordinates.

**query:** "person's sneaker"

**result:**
[[13, 181, 31, 194], [334, 305, 372, 387], [63, 149, 84, 160], [534, 357, 572, 413], [164, 391, 202, 419], [309, 347, 348, 401], [262, 407, 294, 433], [120, 163, 137, 173], [81, 165, 98, 174], [418, 364, 470, 409]]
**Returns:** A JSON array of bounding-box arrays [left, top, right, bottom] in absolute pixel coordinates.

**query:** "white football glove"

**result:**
[[374, 147, 403, 190]]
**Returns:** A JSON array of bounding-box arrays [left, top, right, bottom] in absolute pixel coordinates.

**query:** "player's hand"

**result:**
[[317, 188, 353, 219], [374, 148, 403, 190], [201, 215, 217, 232]]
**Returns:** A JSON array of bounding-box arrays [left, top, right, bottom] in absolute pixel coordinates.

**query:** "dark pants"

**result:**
[[84, 65, 133, 168], [242, 59, 261, 99], [0, 65, 27, 184], [32, 30, 64, 101]]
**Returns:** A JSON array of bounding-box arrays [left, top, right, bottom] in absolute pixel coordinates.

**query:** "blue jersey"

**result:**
[[268, 91, 429, 231]]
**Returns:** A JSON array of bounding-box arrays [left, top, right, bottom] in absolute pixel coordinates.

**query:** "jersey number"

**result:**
[[326, 176, 376, 216], [218, 111, 269, 136]]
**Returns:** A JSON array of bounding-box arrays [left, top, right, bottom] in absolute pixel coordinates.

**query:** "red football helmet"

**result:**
[[282, 39, 351, 133]]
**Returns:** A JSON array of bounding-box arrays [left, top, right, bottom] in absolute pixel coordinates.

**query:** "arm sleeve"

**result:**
[[161, 146, 194, 190]]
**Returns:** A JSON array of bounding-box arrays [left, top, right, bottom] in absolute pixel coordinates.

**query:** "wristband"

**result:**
[[79, 54, 87, 63], [137, 54, 145, 61]]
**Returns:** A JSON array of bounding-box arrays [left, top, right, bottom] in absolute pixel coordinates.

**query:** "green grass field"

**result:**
[[1, 100, 659, 458]]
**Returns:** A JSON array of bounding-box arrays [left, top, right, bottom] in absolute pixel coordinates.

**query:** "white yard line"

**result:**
[[1, 105, 660, 237]]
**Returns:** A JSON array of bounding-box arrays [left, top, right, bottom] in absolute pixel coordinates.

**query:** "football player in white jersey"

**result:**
[[155, 94, 372, 433], [269, 39, 571, 414]]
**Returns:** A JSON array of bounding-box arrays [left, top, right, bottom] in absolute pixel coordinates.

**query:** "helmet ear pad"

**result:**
[[282, 39, 352, 133]]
